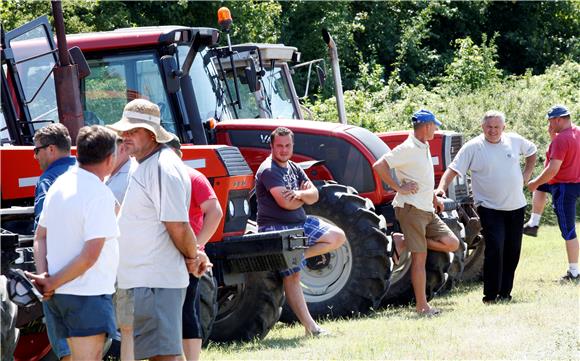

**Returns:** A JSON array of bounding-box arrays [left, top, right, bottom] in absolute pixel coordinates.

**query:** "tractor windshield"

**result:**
[[203, 50, 299, 121], [81, 51, 178, 134]]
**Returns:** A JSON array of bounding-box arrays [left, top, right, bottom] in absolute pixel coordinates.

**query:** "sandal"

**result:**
[[417, 307, 441, 317]]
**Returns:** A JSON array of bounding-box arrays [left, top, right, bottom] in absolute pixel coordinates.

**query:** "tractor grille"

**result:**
[[205, 228, 306, 274], [448, 134, 463, 165], [216, 147, 252, 176]]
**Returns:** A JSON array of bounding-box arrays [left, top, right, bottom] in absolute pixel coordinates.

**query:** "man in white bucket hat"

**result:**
[[108, 99, 211, 361]]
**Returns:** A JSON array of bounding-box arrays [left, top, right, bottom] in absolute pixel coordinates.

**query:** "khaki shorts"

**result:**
[[114, 288, 134, 327], [395, 203, 453, 252]]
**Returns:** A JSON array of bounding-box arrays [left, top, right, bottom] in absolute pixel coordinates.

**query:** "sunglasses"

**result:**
[[33, 144, 52, 155]]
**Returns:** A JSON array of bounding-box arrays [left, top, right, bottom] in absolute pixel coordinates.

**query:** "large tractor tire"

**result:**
[[1, 276, 18, 361], [209, 271, 283, 342], [280, 182, 391, 322], [198, 271, 218, 344], [381, 250, 450, 306], [458, 204, 485, 282], [440, 211, 467, 293]]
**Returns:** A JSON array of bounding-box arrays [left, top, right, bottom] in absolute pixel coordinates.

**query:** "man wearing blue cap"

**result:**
[[374, 109, 459, 315], [528, 105, 579, 281], [437, 110, 537, 303]]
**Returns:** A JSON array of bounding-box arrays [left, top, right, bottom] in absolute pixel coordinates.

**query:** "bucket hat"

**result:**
[[107, 99, 173, 143]]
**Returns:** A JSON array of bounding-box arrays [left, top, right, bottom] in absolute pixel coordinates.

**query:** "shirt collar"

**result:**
[[45, 155, 76, 173], [409, 133, 429, 149]]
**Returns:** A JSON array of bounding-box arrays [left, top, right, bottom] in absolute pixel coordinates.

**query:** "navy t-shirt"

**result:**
[[255, 157, 308, 226]]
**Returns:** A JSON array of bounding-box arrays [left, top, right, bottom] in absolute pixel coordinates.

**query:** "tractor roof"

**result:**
[[212, 43, 300, 70], [66, 26, 219, 52]]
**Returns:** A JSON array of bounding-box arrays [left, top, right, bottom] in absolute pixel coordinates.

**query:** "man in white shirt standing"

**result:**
[[437, 110, 537, 303], [373, 109, 459, 316], [29, 125, 120, 360], [106, 137, 138, 205], [107, 99, 211, 361]]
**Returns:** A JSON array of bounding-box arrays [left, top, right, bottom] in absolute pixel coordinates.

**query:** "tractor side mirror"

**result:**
[[244, 61, 259, 93], [68, 47, 91, 80], [161, 55, 181, 94], [316, 65, 326, 89]]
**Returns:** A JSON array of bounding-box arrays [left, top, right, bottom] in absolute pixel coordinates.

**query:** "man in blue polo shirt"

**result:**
[[32, 123, 76, 360]]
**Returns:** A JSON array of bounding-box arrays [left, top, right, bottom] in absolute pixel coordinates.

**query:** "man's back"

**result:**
[[41, 166, 119, 295], [34, 156, 76, 228]]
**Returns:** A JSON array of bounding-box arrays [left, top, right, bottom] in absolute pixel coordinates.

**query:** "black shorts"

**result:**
[[182, 274, 202, 339], [537, 183, 551, 193]]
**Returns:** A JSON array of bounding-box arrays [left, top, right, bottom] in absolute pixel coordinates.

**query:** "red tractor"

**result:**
[[53, 10, 485, 321], [64, 28, 393, 319], [1, 12, 304, 361]]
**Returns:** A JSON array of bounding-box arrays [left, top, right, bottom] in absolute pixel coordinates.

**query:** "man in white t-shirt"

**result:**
[[373, 109, 459, 316], [106, 137, 138, 205], [436, 110, 537, 303], [107, 99, 211, 361], [28, 125, 119, 360]]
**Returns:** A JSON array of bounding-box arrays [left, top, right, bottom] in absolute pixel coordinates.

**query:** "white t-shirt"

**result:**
[[382, 134, 435, 212], [117, 147, 191, 289], [39, 167, 119, 295], [106, 157, 138, 204], [449, 133, 537, 210]]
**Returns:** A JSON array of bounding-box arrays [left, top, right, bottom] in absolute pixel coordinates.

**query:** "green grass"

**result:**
[[203, 225, 579, 360]]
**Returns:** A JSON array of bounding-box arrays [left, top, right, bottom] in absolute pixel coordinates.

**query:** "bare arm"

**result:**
[[528, 159, 562, 192], [195, 199, 223, 246], [164, 221, 197, 259], [372, 157, 417, 194], [29, 237, 106, 294], [33, 225, 48, 274], [270, 181, 319, 210], [435, 168, 459, 197], [522, 153, 537, 185]]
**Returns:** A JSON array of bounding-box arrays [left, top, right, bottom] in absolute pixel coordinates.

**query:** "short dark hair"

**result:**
[[270, 127, 294, 145], [76, 125, 117, 165], [33, 123, 71, 152]]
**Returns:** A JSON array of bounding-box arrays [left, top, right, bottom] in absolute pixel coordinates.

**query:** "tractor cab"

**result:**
[[205, 43, 303, 120]]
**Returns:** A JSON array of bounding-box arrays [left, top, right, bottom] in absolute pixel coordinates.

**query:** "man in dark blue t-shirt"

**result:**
[[32, 123, 76, 360], [256, 127, 345, 337]]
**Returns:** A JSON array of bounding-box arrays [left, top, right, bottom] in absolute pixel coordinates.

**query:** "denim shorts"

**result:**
[[259, 216, 331, 277], [44, 294, 117, 341], [43, 302, 71, 359]]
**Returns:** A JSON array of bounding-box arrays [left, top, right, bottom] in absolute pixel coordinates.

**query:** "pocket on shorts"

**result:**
[[133, 288, 157, 337]]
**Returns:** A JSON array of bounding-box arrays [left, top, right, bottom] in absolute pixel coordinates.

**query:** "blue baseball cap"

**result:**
[[546, 105, 570, 119], [411, 109, 442, 127]]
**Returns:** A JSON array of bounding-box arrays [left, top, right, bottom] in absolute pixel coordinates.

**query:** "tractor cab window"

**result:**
[[82, 52, 177, 133], [8, 24, 59, 132], [177, 46, 233, 124], [208, 52, 299, 120], [0, 111, 9, 144]]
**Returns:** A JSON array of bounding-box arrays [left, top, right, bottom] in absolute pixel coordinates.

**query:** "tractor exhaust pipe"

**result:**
[[51, 0, 84, 144], [322, 29, 347, 125]]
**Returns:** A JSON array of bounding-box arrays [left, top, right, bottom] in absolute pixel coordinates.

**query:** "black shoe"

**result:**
[[523, 225, 539, 237], [482, 296, 497, 304], [560, 271, 579, 282], [498, 295, 512, 302]]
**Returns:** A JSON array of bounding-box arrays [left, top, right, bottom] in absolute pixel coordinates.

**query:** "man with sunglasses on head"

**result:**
[[32, 123, 76, 360]]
